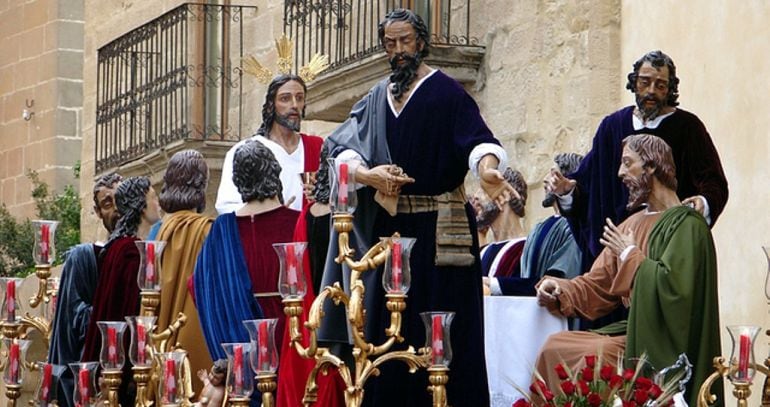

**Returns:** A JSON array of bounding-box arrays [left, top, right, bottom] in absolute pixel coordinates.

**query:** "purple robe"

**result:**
[[325, 70, 494, 407]]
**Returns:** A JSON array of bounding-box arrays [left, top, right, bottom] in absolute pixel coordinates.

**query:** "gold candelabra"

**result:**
[[282, 213, 448, 407], [697, 356, 770, 407]]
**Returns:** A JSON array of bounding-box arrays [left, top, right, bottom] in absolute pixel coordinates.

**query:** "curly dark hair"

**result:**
[[109, 176, 151, 243], [625, 50, 680, 107], [233, 140, 283, 203], [503, 168, 527, 218], [212, 359, 228, 375], [553, 152, 584, 177], [160, 149, 209, 213], [256, 74, 307, 137], [378, 8, 430, 59], [92, 172, 123, 208], [312, 143, 331, 204]]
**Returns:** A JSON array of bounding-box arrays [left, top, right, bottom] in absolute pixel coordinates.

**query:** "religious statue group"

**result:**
[[47, 8, 728, 407]]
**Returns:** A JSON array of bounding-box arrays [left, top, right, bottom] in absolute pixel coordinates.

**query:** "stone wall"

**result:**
[[0, 0, 84, 219], [468, 0, 622, 228]]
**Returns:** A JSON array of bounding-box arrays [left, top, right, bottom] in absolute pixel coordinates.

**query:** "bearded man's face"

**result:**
[[273, 80, 305, 132], [382, 20, 423, 101], [618, 146, 652, 210], [634, 62, 670, 120]]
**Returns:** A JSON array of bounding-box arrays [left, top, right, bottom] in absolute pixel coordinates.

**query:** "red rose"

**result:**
[[600, 365, 614, 381], [622, 401, 637, 407], [587, 393, 602, 407], [635, 376, 653, 391], [560, 381, 576, 395], [513, 399, 532, 407], [542, 389, 555, 402], [578, 380, 590, 395], [609, 374, 624, 389], [563, 402, 573, 407], [585, 355, 596, 368], [634, 389, 649, 404], [649, 384, 663, 399], [529, 379, 547, 395], [622, 368, 635, 381], [581, 366, 594, 382], [555, 363, 570, 380]]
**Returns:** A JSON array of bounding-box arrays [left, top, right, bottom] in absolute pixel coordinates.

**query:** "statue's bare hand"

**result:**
[[544, 168, 576, 196], [480, 167, 518, 209]]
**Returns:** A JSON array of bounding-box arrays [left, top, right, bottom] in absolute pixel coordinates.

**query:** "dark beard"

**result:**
[[275, 112, 301, 132], [476, 201, 501, 231], [625, 171, 652, 211], [635, 93, 665, 121], [388, 51, 422, 102]]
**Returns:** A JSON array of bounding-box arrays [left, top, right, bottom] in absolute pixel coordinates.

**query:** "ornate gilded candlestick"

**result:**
[[280, 157, 452, 407], [29, 220, 59, 309], [2, 338, 31, 407], [98, 321, 128, 406], [698, 325, 764, 406], [243, 319, 279, 407], [126, 316, 156, 407]]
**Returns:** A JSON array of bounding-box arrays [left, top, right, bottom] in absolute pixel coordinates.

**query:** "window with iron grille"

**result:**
[[95, 3, 258, 174]]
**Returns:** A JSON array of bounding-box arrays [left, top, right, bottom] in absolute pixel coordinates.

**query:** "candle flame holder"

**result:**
[[282, 209, 451, 407]]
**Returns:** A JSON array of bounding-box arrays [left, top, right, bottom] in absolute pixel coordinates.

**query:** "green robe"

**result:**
[[626, 206, 722, 406]]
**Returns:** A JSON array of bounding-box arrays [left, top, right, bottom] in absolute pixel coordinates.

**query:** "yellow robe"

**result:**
[[156, 210, 214, 398]]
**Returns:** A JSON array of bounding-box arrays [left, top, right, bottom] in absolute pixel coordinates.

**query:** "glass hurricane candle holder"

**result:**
[[381, 237, 416, 295], [273, 242, 308, 300], [135, 240, 166, 292], [126, 316, 156, 368], [420, 312, 455, 367], [97, 321, 127, 371], [32, 220, 59, 266], [69, 362, 99, 407], [0, 277, 24, 323], [727, 325, 761, 384], [36, 362, 66, 407], [222, 342, 254, 399], [2, 338, 31, 385], [243, 319, 279, 374], [43, 277, 60, 321], [328, 157, 357, 214], [159, 350, 187, 405]]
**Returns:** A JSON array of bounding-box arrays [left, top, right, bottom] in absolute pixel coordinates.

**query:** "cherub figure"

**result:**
[[196, 359, 227, 407]]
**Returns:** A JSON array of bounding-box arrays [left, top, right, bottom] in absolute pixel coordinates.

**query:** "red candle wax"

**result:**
[[136, 324, 146, 365], [391, 241, 402, 291], [165, 359, 177, 402], [286, 244, 298, 290], [6, 280, 15, 322], [234, 344, 244, 394], [431, 315, 444, 365], [258, 321, 269, 371], [738, 333, 751, 378], [40, 363, 53, 401], [78, 368, 90, 402], [9, 342, 19, 383], [145, 242, 156, 286], [107, 327, 118, 365], [338, 162, 349, 206], [40, 224, 50, 263]]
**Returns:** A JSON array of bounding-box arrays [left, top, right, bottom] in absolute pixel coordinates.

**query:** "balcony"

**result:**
[[284, 0, 486, 122], [94, 3, 258, 175]]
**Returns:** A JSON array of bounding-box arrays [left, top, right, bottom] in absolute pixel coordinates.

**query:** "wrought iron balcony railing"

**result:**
[[284, 0, 481, 75], [95, 3, 258, 174]]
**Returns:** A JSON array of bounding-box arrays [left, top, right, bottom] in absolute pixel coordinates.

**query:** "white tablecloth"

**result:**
[[483, 296, 568, 407]]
